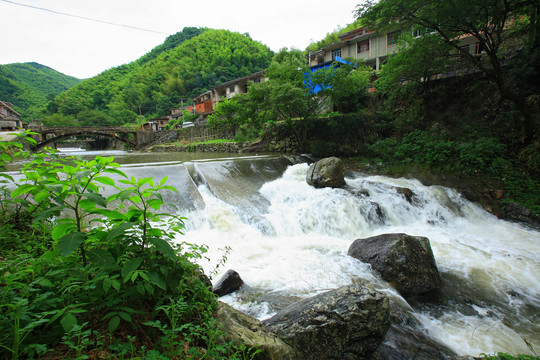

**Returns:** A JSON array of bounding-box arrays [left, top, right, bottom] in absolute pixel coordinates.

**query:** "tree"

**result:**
[[358, 0, 540, 142], [307, 59, 372, 113]]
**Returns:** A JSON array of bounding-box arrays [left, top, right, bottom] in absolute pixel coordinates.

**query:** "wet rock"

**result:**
[[264, 283, 390, 360], [396, 187, 416, 204], [371, 323, 457, 360], [501, 202, 540, 230], [348, 233, 443, 296], [306, 157, 346, 188], [212, 269, 244, 297], [216, 302, 296, 360]]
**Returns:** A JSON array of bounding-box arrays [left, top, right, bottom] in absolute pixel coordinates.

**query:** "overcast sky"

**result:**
[[1, 0, 362, 79]]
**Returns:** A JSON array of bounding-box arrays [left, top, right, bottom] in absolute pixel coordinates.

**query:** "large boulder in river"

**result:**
[[216, 302, 296, 360], [212, 269, 244, 297], [263, 283, 390, 360], [348, 233, 443, 296], [306, 157, 346, 188]]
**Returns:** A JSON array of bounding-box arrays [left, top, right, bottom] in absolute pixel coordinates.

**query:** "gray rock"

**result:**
[[216, 302, 296, 360], [501, 202, 540, 230], [264, 283, 390, 360], [396, 187, 416, 204], [306, 157, 346, 188], [348, 233, 443, 296], [212, 269, 244, 297]]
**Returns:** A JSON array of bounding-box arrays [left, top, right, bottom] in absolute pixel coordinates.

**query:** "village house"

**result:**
[[143, 116, 170, 131], [0, 100, 23, 130], [308, 26, 487, 72], [193, 71, 267, 115], [308, 27, 399, 71]]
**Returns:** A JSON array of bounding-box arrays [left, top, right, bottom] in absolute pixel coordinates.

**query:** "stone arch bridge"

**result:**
[[29, 126, 174, 150]]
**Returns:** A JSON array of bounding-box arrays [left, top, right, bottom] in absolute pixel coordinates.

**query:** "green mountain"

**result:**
[[46, 27, 273, 125], [0, 62, 81, 120]]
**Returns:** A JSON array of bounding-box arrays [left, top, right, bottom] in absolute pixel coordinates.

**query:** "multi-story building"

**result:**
[[308, 26, 487, 72], [193, 71, 267, 115], [308, 27, 399, 71]]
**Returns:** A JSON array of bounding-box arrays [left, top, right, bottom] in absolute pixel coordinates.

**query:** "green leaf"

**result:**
[[105, 222, 135, 241], [34, 191, 50, 203], [79, 198, 97, 211], [10, 184, 35, 198], [111, 279, 121, 292], [103, 277, 112, 293], [75, 170, 91, 180], [147, 271, 167, 290], [144, 282, 155, 295], [147, 198, 163, 210], [103, 168, 127, 177], [57, 232, 86, 257], [136, 283, 145, 295], [83, 192, 108, 207], [38, 277, 53, 287], [159, 176, 168, 185], [88, 249, 117, 270], [60, 312, 78, 332], [94, 176, 116, 186], [33, 206, 62, 222], [118, 312, 132, 322], [121, 258, 143, 281], [51, 222, 76, 241], [108, 315, 121, 334], [149, 238, 177, 260], [137, 178, 154, 187]]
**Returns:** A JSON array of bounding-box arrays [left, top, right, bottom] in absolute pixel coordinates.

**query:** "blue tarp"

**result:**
[[305, 57, 353, 94]]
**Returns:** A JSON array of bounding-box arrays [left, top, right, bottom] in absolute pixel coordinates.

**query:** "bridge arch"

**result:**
[[34, 130, 136, 151], [29, 126, 154, 151]]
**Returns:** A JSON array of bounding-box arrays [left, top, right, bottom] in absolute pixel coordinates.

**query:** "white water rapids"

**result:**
[[173, 160, 539, 357], [6, 151, 538, 357]]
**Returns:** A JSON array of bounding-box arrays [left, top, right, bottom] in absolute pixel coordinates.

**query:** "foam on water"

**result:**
[[175, 162, 539, 356]]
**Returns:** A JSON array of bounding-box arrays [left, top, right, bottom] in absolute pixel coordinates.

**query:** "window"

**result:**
[[331, 48, 342, 61], [253, 78, 261, 83], [459, 44, 470, 56], [229, 86, 235, 93], [357, 39, 369, 53], [475, 42, 486, 55], [387, 31, 399, 46], [412, 27, 434, 37]]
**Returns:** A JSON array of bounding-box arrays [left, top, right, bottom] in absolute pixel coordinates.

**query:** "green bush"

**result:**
[[0, 134, 255, 359], [367, 130, 506, 173]]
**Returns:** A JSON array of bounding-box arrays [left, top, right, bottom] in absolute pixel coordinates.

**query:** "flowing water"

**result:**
[[7, 150, 540, 357]]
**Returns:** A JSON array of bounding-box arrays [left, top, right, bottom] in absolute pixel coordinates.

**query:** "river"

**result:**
[[6, 149, 540, 357]]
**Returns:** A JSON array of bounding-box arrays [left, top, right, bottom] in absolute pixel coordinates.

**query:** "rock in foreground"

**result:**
[[264, 283, 390, 360], [216, 302, 296, 360], [348, 233, 443, 296]]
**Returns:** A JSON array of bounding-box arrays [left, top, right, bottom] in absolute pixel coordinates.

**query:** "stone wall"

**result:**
[[177, 125, 234, 143]]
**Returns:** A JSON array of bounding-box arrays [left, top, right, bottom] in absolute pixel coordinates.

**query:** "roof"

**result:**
[[213, 70, 266, 90], [0, 100, 21, 117]]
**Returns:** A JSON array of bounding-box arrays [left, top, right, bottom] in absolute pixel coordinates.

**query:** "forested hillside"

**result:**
[[0, 62, 81, 120], [44, 27, 273, 126]]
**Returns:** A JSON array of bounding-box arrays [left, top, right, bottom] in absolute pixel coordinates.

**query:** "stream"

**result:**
[[6, 149, 540, 357]]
